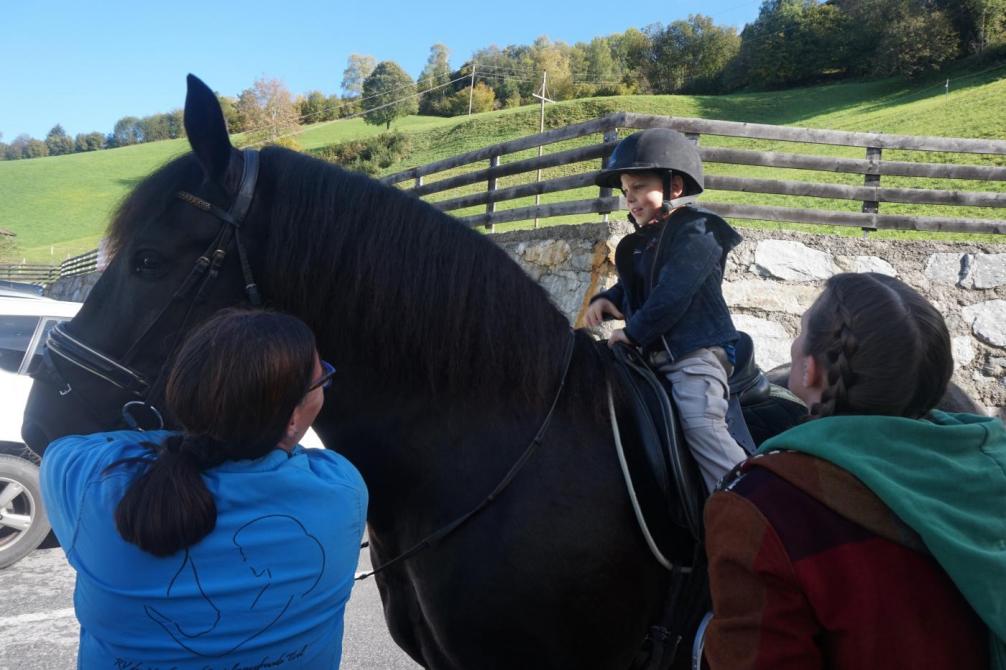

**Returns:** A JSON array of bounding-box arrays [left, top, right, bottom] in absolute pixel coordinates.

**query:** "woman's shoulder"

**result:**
[[43, 429, 171, 476], [286, 447, 368, 496]]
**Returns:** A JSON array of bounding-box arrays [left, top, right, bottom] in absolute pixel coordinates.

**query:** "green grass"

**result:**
[[4, 63, 1006, 263]]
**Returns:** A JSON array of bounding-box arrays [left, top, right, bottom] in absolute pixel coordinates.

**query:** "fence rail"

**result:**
[[60, 249, 99, 277], [381, 111, 1006, 235], [0, 249, 99, 287], [0, 264, 60, 284]]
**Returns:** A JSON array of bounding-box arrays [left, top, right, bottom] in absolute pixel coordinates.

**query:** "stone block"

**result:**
[[962, 300, 1006, 349], [924, 253, 971, 285], [970, 254, 1006, 289], [518, 239, 571, 268], [752, 240, 835, 282], [724, 280, 818, 315], [952, 336, 975, 369], [839, 255, 897, 276], [733, 315, 792, 371]]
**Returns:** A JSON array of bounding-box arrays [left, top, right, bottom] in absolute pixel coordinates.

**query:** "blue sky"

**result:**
[[1, 0, 761, 140]]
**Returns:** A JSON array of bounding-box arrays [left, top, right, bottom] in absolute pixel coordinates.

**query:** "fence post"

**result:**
[[414, 175, 423, 191], [862, 146, 881, 236], [599, 128, 618, 222], [486, 154, 499, 232]]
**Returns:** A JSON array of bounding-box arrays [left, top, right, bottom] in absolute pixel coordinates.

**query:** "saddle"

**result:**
[[610, 333, 806, 670], [607, 333, 800, 552]]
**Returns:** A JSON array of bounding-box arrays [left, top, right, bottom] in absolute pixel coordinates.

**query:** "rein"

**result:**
[[356, 329, 577, 581], [42, 149, 263, 430]]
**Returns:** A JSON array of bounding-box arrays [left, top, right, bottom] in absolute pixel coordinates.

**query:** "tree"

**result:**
[[531, 37, 575, 100], [342, 54, 376, 97], [45, 124, 74, 156], [646, 15, 740, 93], [74, 132, 105, 152], [217, 94, 241, 132], [962, 0, 1006, 52], [299, 91, 333, 124], [10, 134, 49, 159], [111, 116, 143, 146], [448, 81, 496, 115], [875, 8, 960, 77], [418, 44, 453, 116], [610, 28, 652, 91], [235, 77, 300, 141], [726, 0, 852, 90], [361, 61, 418, 129]]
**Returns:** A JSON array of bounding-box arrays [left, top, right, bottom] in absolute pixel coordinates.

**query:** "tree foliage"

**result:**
[[236, 77, 300, 141], [361, 61, 418, 129], [646, 15, 741, 93], [418, 44, 453, 115], [342, 54, 376, 97], [74, 132, 105, 152], [45, 124, 74, 156]]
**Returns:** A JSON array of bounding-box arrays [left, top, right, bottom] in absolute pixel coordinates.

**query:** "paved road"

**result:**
[[0, 547, 422, 670]]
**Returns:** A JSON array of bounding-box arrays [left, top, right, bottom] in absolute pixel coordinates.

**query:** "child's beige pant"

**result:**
[[650, 347, 748, 494]]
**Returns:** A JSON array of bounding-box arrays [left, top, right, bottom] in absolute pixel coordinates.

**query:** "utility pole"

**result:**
[[467, 63, 477, 116], [531, 71, 554, 228], [945, 78, 950, 104]]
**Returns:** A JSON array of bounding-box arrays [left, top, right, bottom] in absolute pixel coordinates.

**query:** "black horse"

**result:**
[[24, 76, 773, 669]]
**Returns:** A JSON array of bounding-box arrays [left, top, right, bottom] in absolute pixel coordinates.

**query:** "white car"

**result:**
[[0, 293, 82, 568]]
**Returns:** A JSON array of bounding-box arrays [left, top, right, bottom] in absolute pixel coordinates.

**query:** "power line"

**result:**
[[243, 75, 468, 147], [235, 73, 470, 141]]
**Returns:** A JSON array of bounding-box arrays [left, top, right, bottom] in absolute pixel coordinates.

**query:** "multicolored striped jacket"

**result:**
[[703, 450, 988, 670]]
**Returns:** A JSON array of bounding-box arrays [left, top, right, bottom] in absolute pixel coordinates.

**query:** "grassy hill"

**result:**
[[3, 62, 1006, 263]]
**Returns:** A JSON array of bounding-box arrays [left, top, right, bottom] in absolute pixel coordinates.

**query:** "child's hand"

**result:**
[[607, 329, 634, 348], [585, 299, 624, 327]]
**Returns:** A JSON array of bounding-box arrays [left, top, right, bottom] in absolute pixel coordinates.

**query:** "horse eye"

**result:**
[[133, 251, 163, 274]]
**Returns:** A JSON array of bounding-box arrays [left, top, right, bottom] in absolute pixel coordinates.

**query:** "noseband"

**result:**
[[42, 149, 263, 431]]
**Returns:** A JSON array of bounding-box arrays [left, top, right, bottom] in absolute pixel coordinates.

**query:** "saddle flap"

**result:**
[[609, 345, 706, 547]]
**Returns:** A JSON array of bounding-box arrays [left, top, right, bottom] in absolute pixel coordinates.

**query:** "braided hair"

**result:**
[[801, 273, 952, 420], [114, 309, 317, 556]]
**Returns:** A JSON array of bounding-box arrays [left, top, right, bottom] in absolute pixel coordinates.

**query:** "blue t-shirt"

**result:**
[[40, 430, 368, 670]]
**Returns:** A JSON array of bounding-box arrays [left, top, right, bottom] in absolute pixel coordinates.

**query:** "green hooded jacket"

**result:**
[[759, 411, 1006, 669]]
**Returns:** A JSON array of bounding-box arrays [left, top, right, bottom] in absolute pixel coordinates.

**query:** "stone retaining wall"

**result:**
[[46, 272, 100, 303], [494, 222, 1006, 419], [46, 224, 1006, 417]]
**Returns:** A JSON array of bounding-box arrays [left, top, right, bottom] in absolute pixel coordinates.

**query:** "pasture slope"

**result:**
[[3, 61, 1006, 263]]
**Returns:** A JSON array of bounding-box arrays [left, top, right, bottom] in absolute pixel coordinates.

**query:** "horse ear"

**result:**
[[184, 74, 233, 182]]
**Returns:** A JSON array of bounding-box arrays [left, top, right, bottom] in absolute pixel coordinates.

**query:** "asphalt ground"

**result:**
[[0, 546, 422, 670]]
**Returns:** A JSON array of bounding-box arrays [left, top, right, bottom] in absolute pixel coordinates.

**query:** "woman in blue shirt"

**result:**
[[41, 309, 368, 669]]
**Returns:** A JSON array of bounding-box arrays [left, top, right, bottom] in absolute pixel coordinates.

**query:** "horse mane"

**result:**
[[254, 146, 580, 406]]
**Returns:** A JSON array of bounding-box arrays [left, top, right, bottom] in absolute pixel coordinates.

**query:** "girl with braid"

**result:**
[[701, 273, 1005, 670]]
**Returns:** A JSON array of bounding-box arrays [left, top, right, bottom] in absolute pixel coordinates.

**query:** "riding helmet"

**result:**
[[595, 128, 704, 197]]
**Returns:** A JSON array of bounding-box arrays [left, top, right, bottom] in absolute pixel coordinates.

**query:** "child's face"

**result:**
[[620, 172, 665, 226]]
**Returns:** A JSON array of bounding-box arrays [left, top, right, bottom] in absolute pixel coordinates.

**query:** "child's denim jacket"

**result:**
[[593, 205, 742, 360]]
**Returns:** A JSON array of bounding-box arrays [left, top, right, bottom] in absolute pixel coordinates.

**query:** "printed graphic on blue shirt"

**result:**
[[144, 515, 326, 658]]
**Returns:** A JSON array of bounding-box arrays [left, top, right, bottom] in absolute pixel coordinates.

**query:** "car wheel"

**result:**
[[0, 454, 51, 569]]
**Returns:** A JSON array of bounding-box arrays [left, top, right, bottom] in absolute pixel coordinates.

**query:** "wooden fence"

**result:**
[[0, 249, 98, 287], [59, 249, 99, 277], [0, 264, 60, 285], [381, 111, 1006, 235]]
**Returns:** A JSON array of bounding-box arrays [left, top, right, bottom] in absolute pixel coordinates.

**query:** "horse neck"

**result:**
[[258, 164, 574, 415]]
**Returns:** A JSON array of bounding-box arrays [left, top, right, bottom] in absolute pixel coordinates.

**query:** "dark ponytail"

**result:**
[[802, 273, 952, 420], [114, 309, 316, 557]]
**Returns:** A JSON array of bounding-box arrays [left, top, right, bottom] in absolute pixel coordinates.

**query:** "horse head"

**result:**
[[22, 75, 267, 453]]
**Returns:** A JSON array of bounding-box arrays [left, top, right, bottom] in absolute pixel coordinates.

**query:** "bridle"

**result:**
[[41, 148, 263, 431]]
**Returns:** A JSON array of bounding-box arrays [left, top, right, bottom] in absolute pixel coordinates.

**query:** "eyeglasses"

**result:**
[[307, 360, 336, 392]]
